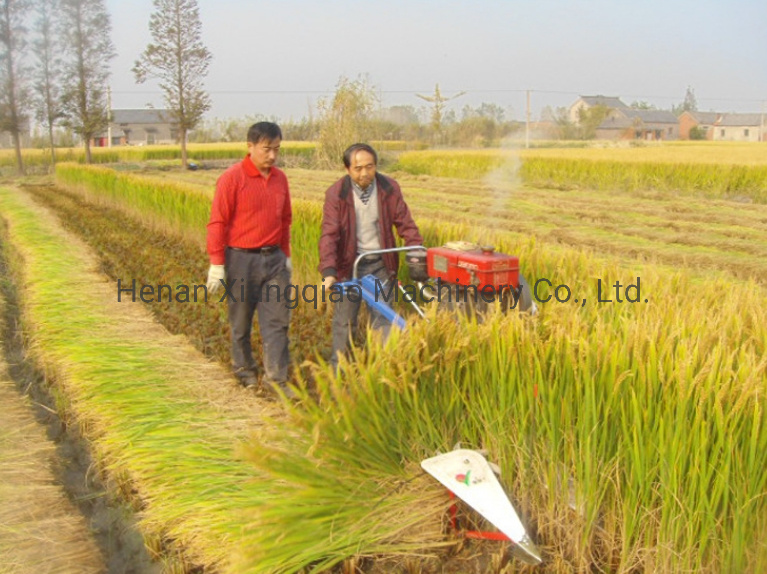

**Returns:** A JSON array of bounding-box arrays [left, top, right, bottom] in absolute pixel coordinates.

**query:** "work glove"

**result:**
[[206, 264, 226, 294], [322, 275, 336, 292], [285, 257, 293, 273]]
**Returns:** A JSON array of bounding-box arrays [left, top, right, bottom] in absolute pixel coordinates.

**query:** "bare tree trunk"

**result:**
[[180, 127, 188, 168], [12, 131, 24, 175], [48, 123, 56, 166], [84, 138, 92, 164]]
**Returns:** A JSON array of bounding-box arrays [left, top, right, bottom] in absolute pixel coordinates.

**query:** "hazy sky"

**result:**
[[105, 0, 767, 121]]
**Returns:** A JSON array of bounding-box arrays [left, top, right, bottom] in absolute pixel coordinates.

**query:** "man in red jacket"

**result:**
[[319, 143, 423, 372], [206, 122, 293, 398]]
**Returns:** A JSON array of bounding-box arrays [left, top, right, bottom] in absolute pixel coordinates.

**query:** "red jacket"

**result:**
[[319, 173, 423, 280]]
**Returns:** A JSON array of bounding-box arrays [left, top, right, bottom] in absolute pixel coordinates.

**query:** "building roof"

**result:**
[[684, 111, 719, 125], [597, 115, 635, 130], [717, 113, 763, 127], [111, 109, 171, 124], [577, 96, 630, 109], [622, 109, 679, 124], [598, 108, 679, 130]]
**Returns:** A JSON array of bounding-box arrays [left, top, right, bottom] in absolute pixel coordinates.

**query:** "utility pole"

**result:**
[[525, 90, 531, 149]]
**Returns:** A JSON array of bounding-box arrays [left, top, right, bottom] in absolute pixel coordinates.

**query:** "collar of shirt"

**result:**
[[351, 179, 376, 199], [242, 154, 270, 179]]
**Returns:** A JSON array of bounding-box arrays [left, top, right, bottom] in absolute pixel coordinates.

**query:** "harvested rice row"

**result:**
[[0, 185, 283, 572], [0, 291, 103, 574]]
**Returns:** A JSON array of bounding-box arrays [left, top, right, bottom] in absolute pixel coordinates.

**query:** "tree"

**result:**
[[379, 105, 419, 126], [133, 0, 211, 168], [315, 75, 377, 168], [630, 100, 656, 110], [672, 86, 698, 116], [476, 102, 505, 123], [448, 116, 496, 147], [689, 125, 706, 140], [60, 0, 114, 164], [30, 0, 65, 165], [0, 0, 32, 175], [551, 107, 579, 140], [577, 104, 610, 139], [416, 83, 465, 144]]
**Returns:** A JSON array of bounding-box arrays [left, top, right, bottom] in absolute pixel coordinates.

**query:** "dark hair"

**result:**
[[247, 121, 282, 144], [342, 143, 378, 168]]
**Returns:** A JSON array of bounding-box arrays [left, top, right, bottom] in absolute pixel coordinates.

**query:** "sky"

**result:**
[[105, 0, 767, 122]]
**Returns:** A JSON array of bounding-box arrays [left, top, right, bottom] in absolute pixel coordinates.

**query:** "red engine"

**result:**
[[426, 241, 519, 290]]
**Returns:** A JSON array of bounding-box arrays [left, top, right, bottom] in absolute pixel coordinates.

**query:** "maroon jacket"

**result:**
[[319, 172, 423, 281]]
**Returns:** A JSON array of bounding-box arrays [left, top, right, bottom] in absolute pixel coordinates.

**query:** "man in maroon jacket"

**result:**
[[319, 143, 423, 372], [206, 122, 293, 398]]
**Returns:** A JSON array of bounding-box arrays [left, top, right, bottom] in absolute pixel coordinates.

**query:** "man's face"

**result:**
[[248, 137, 281, 172], [346, 150, 377, 189]]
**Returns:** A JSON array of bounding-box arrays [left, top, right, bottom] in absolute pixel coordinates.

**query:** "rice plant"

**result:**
[[44, 160, 767, 572]]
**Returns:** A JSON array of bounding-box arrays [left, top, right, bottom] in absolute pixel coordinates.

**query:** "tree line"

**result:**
[[0, 0, 210, 173]]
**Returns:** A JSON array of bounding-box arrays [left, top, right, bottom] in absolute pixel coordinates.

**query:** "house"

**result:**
[[678, 111, 719, 140], [92, 109, 178, 147], [713, 113, 765, 142], [568, 95, 630, 124], [596, 109, 679, 141]]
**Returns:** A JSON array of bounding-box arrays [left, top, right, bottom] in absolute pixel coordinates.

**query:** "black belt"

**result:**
[[358, 254, 382, 264], [229, 245, 279, 254]]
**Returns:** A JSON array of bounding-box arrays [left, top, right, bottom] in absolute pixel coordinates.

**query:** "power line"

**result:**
[[111, 88, 764, 104]]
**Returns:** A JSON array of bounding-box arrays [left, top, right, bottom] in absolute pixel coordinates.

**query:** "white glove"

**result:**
[[206, 264, 226, 294], [322, 275, 336, 291], [285, 257, 292, 273]]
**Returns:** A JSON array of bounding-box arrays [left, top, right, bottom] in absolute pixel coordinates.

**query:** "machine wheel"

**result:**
[[514, 273, 537, 314], [500, 274, 536, 314], [437, 275, 537, 319], [436, 285, 489, 321]]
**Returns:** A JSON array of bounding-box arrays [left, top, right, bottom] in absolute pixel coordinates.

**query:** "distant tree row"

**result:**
[[193, 81, 702, 150], [0, 0, 210, 173], [1, 0, 115, 173], [190, 76, 524, 158]]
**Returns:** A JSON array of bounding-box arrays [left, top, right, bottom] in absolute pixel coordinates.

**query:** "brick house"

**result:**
[[678, 111, 718, 140], [596, 109, 679, 141]]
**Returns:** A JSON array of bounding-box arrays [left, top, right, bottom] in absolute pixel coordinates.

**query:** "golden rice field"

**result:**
[[136, 159, 767, 286], [0, 140, 421, 170], [0, 141, 317, 168], [426, 141, 767, 165], [392, 142, 767, 202], [0, 142, 765, 573]]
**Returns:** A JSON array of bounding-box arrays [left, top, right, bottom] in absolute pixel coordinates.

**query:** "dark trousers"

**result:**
[[331, 257, 392, 371], [225, 247, 291, 383]]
